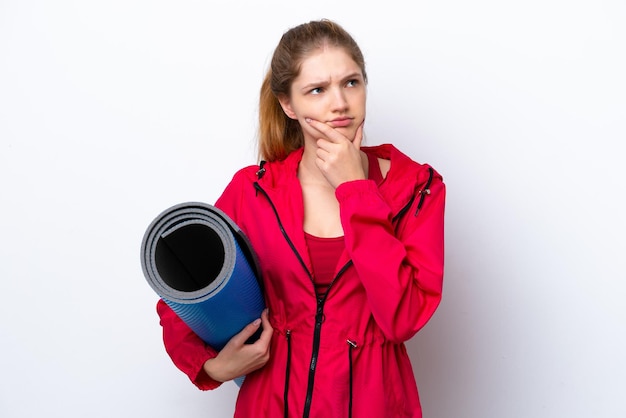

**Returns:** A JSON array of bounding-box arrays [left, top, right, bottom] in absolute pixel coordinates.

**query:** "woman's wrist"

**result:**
[[203, 358, 227, 383]]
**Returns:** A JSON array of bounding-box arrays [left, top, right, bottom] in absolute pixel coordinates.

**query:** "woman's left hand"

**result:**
[[306, 118, 366, 188]]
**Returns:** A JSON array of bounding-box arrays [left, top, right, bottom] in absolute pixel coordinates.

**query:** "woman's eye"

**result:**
[[310, 87, 323, 95], [346, 79, 358, 87]]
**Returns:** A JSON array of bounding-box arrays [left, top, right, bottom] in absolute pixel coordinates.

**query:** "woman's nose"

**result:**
[[329, 88, 348, 111]]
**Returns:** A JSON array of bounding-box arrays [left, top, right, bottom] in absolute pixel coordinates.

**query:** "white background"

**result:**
[[1, 1, 624, 417]]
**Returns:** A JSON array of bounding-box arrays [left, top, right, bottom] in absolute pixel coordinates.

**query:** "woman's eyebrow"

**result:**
[[300, 72, 363, 91]]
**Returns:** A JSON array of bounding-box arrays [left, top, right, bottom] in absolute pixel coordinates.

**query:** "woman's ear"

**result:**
[[277, 94, 297, 120]]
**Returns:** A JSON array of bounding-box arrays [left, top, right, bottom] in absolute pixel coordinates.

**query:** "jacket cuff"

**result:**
[[192, 346, 223, 390], [335, 179, 380, 204]]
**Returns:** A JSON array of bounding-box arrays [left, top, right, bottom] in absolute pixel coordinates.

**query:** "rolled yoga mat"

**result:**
[[140, 202, 266, 384]]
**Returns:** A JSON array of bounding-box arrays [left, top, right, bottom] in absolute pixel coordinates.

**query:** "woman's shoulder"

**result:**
[[231, 164, 265, 180]]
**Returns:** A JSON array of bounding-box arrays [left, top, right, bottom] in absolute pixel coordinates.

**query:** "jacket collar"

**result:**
[[361, 144, 432, 215]]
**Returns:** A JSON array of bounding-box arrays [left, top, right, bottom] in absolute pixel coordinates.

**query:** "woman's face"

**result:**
[[279, 46, 367, 144]]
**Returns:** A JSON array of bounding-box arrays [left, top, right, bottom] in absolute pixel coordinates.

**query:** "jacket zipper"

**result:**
[[254, 182, 313, 283], [391, 166, 434, 233], [284, 329, 292, 418], [346, 339, 358, 418], [254, 181, 352, 418], [302, 262, 351, 417]]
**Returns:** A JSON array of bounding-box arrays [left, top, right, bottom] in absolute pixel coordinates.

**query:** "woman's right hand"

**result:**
[[202, 308, 273, 382]]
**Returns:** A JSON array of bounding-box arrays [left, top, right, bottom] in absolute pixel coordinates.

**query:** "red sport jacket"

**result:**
[[157, 144, 446, 417]]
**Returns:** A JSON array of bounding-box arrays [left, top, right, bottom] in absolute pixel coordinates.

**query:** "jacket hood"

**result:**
[[254, 144, 441, 216]]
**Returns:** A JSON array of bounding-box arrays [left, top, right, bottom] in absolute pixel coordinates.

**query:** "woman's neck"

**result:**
[[298, 144, 343, 237], [298, 145, 334, 187]]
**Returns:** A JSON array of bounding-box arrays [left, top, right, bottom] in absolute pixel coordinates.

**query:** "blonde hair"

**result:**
[[258, 19, 367, 162]]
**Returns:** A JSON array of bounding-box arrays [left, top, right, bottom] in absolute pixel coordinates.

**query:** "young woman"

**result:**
[[157, 19, 446, 418]]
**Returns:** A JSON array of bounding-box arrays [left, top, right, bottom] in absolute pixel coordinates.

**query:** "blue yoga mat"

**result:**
[[140, 202, 265, 384]]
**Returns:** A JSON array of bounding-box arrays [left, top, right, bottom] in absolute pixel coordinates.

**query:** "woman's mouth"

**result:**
[[329, 117, 352, 128]]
